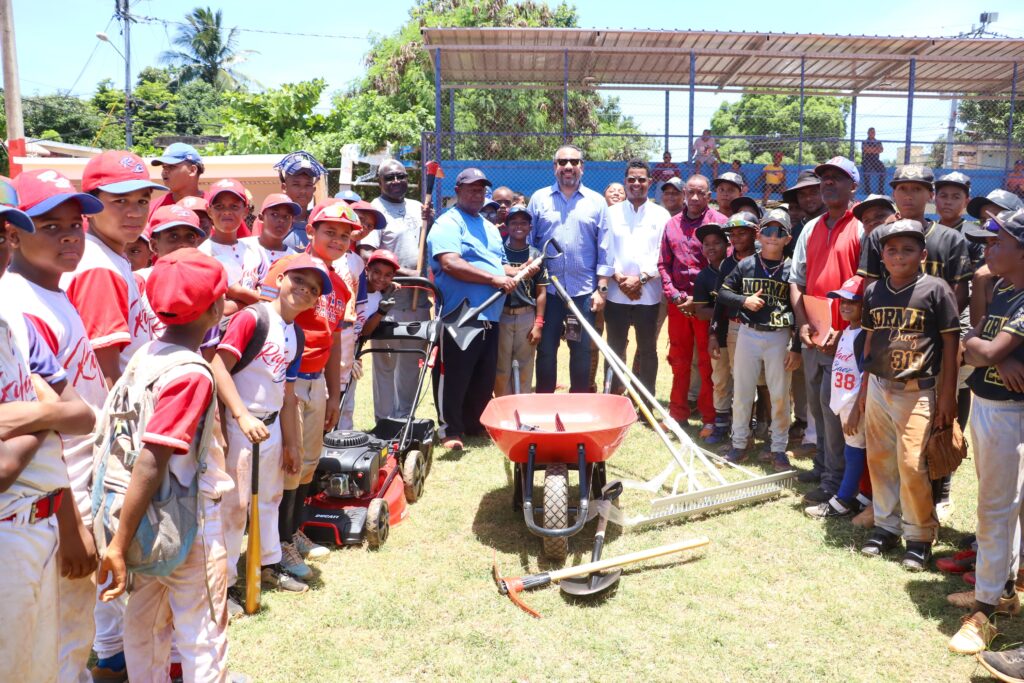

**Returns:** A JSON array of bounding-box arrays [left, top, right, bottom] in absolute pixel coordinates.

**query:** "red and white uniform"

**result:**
[[61, 233, 152, 372], [829, 327, 865, 449], [218, 303, 299, 584], [240, 235, 294, 269], [0, 310, 67, 683], [124, 341, 229, 683], [199, 238, 268, 292]]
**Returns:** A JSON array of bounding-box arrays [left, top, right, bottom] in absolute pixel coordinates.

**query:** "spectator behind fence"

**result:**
[[601, 160, 669, 396], [861, 128, 885, 196], [761, 152, 786, 203], [652, 151, 682, 202], [730, 160, 750, 192], [692, 130, 721, 179], [528, 145, 611, 393], [1007, 159, 1024, 200]]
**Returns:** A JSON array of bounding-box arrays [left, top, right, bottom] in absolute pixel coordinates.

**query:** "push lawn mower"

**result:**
[[301, 277, 441, 549]]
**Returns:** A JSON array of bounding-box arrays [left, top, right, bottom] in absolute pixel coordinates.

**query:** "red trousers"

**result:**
[[666, 305, 715, 424]]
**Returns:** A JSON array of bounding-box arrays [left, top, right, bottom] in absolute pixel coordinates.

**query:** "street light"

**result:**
[[96, 6, 132, 147]]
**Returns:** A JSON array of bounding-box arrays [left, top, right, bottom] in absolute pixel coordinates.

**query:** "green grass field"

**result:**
[[228, 339, 1015, 682]]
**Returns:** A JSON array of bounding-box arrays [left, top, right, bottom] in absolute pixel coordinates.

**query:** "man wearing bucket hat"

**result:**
[[782, 169, 825, 257]]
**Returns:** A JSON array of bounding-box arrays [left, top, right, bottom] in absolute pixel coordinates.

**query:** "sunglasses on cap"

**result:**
[[726, 218, 757, 230], [985, 218, 1003, 234], [382, 172, 408, 182], [0, 180, 17, 207], [759, 225, 789, 238], [555, 158, 582, 167]]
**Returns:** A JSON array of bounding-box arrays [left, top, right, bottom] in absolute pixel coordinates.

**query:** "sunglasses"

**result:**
[[985, 218, 1003, 233], [625, 177, 649, 184], [382, 173, 408, 182], [759, 225, 789, 238], [555, 158, 582, 167]]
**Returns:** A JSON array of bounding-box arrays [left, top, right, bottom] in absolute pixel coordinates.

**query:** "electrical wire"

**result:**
[[132, 13, 368, 41]]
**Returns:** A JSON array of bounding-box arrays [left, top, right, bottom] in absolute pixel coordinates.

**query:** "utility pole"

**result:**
[[116, 0, 133, 148], [944, 12, 998, 167], [0, 0, 26, 176]]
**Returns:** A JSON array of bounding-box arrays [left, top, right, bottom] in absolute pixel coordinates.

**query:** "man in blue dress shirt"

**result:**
[[528, 145, 612, 393]]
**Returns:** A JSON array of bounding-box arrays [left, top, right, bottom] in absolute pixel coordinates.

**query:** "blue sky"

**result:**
[[9, 0, 1024, 158]]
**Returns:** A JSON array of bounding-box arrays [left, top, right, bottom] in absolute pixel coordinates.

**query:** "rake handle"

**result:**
[[547, 536, 710, 583]]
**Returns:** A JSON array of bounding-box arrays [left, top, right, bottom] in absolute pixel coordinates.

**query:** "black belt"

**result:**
[[747, 323, 787, 333], [876, 376, 936, 392]]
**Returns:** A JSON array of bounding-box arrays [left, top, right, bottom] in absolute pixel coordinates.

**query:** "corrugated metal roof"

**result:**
[[421, 28, 1024, 95]]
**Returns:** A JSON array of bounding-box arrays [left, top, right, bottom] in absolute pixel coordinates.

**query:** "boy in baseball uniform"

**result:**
[[199, 179, 268, 319]]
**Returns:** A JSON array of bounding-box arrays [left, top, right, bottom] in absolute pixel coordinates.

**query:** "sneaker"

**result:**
[[948, 611, 996, 654], [947, 590, 1021, 615], [901, 541, 932, 571], [805, 495, 852, 520], [791, 442, 817, 459], [90, 653, 127, 682], [937, 549, 977, 574], [854, 493, 872, 513], [861, 528, 900, 557], [226, 585, 245, 620], [261, 564, 309, 593], [699, 423, 715, 439], [937, 499, 955, 524], [293, 529, 330, 560], [958, 533, 978, 551], [802, 486, 831, 504], [442, 436, 464, 450], [788, 419, 807, 442], [978, 647, 1024, 682], [725, 447, 747, 464], [772, 452, 792, 472], [851, 504, 875, 528], [280, 541, 312, 579], [757, 445, 773, 463], [797, 469, 822, 484], [705, 425, 729, 444]]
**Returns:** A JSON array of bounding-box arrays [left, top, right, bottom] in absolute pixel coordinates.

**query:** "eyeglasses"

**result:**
[[759, 225, 789, 238], [624, 177, 649, 184], [555, 158, 582, 167], [382, 173, 408, 182]]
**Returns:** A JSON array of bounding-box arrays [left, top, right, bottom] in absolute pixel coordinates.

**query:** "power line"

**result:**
[[132, 13, 368, 41], [65, 16, 116, 96]]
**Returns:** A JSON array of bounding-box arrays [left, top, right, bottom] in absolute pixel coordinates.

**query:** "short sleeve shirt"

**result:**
[[366, 197, 428, 309], [858, 220, 972, 286], [240, 236, 296, 269], [720, 255, 795, 329], [198, 238, 269, 291], [968, 281, 1024, 401], [218, 302, 301, 413], [503, 242, 548, 309], [692, 264, 722, 309], [861, 274, 960, 381], [427, 207, 507, 322]]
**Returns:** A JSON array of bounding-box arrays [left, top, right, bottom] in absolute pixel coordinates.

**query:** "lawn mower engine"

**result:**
[[301, 430, 407, 547]]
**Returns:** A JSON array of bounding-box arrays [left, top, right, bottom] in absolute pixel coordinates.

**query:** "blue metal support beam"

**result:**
[[433, 47, 442, 209], [688, 50, 696, 164], [448, 88, 455, 160], [562, 49, 569, 143], [798, 56, 806, 167], [664, 90, 670, 154], [849, 96, 857, 159], [1006, 63, 1018, 174], [904, 58, 916, 165]]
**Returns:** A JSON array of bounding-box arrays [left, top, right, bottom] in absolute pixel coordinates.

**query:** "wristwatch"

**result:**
[[597, 284, 609, 294], [639, 273, 650, 285]]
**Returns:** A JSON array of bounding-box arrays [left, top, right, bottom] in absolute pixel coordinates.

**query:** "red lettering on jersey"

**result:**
[[253, 342, 291, 379], [65, 336, 101, 386]]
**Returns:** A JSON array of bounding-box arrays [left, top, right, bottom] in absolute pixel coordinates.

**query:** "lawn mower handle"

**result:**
[[393, 275, 444, 309]]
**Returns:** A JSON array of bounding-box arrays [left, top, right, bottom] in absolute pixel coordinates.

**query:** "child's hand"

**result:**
[[527, 324, 542, 345], [282, 445, 300, 475], [933, 398, 956, 430], [351, 359, 364, 380], [998, 357, 1024, 393], [784, 351, 801, 371], [58, 508, 98, 580], [97, 545, 127, 602], [844, 403, 862, 437], [709, 337, 721, 360], [238, 413, 270, 444], [743, 289, 765, 312], [31, 374, 58, 402]]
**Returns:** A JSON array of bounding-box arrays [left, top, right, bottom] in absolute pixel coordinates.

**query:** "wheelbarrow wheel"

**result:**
[[542, 464, 569, 562], [366, 498, 390, 550], [402, 449, 426, 503]]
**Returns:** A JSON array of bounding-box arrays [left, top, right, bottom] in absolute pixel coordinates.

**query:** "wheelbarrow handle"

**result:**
[[523, 499, 590, 538]]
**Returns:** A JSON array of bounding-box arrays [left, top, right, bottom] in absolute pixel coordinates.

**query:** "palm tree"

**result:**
[[160, 7, 253, 91]]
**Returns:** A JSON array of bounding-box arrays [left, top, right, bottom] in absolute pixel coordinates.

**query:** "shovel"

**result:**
[[560, 480, 623, 598], [443, 238, 562, 351]]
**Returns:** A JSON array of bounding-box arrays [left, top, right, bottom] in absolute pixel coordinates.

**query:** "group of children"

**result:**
[[0, 148, 404, 681]]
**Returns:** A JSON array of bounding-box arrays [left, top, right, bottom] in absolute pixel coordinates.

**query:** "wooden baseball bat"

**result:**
[[245, 441, 261, 615]]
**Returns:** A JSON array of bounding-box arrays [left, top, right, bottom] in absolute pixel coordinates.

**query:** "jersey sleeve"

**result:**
[[142, 371, 214, 453], [64, 268, 131, 350], [857, 232, 882, 279], [945, 234, 974, 284], [692, 269, 713, 305], [934, 280, 961, 334], [1003, 306, 1024, 337], [217, 308, 258, 360], [860, 283, 877, 331], [25, 320, 66, 386]]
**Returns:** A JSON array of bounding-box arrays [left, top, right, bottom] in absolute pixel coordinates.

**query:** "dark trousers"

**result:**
[[802, 346, 846, 494], [604, 300, 660, 395], [536, 292, 594, 393], [432, 323, 500, 438]]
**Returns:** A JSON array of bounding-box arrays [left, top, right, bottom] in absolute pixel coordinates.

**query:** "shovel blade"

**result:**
[[442, 300, 485, 351], [558, 569, 622, 597]]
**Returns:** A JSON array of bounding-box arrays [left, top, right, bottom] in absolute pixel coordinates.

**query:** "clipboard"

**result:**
[[803, 295, 834, 347]]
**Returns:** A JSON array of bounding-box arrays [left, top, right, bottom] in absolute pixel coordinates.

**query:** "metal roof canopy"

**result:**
[[422, 28, 1024, 97]]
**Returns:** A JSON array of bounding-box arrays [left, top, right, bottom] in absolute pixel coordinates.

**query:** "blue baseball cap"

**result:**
[[151, 143, 204, 170], [0, 177, 36, 232], [334, 189, 362, 202], [274, 151, 326, 180], [505, 206, 532, 222], [814, 156, 860, 184], [455, 168, 491, 187]]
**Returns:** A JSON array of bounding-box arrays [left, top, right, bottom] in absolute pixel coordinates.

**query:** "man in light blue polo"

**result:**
[[428, 168, 515, 450], [149, 142, 204, 217], [528, 144, 611, 393]]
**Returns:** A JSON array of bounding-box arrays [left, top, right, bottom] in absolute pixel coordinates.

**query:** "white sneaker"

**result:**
[[294, 529, 330, 560]]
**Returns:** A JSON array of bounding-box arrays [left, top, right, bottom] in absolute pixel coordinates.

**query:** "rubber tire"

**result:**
[[542, 464, 569, 562], [366, 498, 389, 549], [422, 440, 434, 477], [402, 450, 426, 503]]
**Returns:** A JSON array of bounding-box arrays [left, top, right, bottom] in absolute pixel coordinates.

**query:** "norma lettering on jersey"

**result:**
[[869, 307, 926, 333]]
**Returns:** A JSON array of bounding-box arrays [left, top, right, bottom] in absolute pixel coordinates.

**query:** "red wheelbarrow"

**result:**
[[480, 394, 637, 561]]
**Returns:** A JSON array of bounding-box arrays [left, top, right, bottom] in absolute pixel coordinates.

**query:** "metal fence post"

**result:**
[[433, 47, 442, 209], [664, 90, 670, 154], [448, 88, 455, 160], [563, 49, 569, 144], [904, 58, 915, 165], [1006, 62, 1018, 174], [849, 95, 857, 159], [798, 56, 806, 167], [688, 50, 696, 164]]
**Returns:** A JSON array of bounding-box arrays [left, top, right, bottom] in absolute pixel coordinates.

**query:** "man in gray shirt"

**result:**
[[362, 158, 434, 420]]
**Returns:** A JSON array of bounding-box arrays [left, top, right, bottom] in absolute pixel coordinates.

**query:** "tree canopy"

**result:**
[[160, 7, 253, 90]]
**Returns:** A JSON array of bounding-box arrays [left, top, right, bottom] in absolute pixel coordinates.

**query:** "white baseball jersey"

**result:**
[[830, 327, 864, 416], [60, 233, 151, 372], [199, 238, 268, 291], [240, 235, 294, 268], [217, 302, 299, 414]]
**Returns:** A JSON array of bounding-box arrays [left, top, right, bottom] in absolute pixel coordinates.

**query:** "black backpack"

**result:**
[[230, 303, 306, 375]]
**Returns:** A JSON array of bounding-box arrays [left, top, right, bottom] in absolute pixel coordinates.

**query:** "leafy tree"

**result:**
[[21, 94, 103, 146], [160, 7, 253, 90], [957, 98, 1024, 147]]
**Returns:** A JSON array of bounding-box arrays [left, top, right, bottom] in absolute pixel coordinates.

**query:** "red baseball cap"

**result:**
[[350, 200, 387, 230], [367, 249, 400, 271], [146, 205, 204, 238], [82, 150, 168, 194], [260, 193, 301, 216], [14, 169, 104, 218], [827, 275, 865, 301], [147, 248, 227, 325], [176, 195, 209, 215], [203, 178, 247, 205], [281, 253, 333, 296], [309, 199, 360, 230]]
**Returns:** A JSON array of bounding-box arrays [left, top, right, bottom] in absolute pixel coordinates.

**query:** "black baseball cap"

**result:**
[[782, 169, 820, 204], [852, 194, 897, 222], [731, 196, 763, 220], [934, 171, 971, 193], [724, 211, 759, 232], [661, 177, 683, 192], [759, 208, 792, 234], [696, 223, 728, 243], [712, 172, 744, 191], [965, 208, 1024, 245], [877, 218, 927, 246], [967, 188, 1024, 219], [890, 165, 935, 190], [455, 168, 492, 187]]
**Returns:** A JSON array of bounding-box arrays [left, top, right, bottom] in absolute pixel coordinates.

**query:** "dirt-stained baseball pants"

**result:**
[[731, 325, 792, 452], [865, 377, 938, 542], [970, 396, 1024, 606], [495, 306, 537, 396], [337, 325, 358, 431], [1, 512, 60, 682], [223, 417, 284, 586], [288, 376, 328, 488], [371, 306, 429, 421], [59, 485, 97, 682], [124, 497, 229, 683]]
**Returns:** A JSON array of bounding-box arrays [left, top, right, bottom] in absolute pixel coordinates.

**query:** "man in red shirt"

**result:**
[[789, 157, 863, 504], [148, 143, 204, 219], [657, 174, 727, 429]]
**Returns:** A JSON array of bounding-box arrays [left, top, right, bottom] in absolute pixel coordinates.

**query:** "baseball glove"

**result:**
[[925, 420, 969, 480]]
